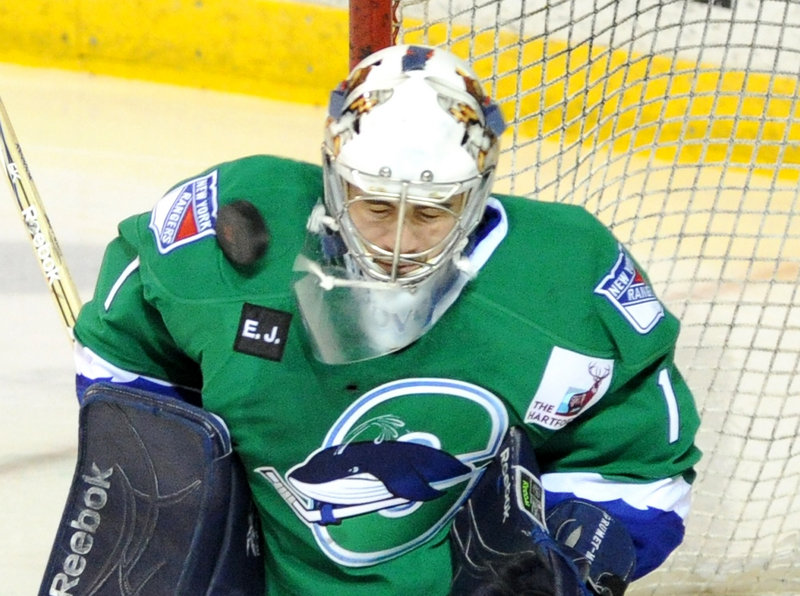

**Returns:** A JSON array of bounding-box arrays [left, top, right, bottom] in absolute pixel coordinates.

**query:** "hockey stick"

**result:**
[[0, 96, 81, 337]]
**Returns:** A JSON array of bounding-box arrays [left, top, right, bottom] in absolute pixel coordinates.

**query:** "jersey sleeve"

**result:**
[[596, 241, 701, 481], [534, 223, 702, 579], [533, 236, 701, 485], [505, 200, 703, 484], [73, 215, 203, 394]]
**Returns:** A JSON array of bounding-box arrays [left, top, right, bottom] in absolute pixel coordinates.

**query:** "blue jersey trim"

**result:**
[[545, 490, 686, 579], [76, 375, 202, 407]]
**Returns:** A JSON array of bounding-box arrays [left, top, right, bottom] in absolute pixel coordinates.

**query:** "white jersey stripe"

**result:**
[[542, 471, 692, 518]]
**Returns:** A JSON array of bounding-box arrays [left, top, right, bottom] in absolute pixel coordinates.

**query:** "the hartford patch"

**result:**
[[149, 171, 218, 254], [594, 244, 664, 333], [524, 346, 614, 430]]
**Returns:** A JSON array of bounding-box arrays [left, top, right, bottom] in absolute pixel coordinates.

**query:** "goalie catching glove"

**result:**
[[449, 426, 635, 596]]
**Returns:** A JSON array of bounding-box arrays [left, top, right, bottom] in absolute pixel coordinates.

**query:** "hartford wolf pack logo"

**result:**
[[256, 378, 508, 567], [149, 170, 218, 254], [594, 244, 664, 333]]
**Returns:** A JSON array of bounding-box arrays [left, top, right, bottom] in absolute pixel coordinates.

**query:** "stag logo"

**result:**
[[561, 363, 612, 416]]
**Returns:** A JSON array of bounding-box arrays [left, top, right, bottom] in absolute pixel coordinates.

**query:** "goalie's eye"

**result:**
[[361, 200, 395, 219]]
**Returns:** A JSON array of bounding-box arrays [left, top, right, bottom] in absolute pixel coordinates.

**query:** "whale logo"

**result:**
[[256, 378, 509, 566], [289, 440, 473, 507]]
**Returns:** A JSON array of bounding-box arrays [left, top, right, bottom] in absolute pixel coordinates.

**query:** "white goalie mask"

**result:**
[[323, 44, 505, 285], [294, 44, 506, 363]]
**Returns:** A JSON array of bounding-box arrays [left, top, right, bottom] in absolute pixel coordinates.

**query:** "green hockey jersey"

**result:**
[[74, 155, 700, 594]]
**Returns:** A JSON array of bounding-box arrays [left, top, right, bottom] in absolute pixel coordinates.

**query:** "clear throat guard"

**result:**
[[293, 216, 474, 364]]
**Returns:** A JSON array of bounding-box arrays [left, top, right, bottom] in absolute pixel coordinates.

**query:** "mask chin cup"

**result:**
[[292, 249, 470, 365]]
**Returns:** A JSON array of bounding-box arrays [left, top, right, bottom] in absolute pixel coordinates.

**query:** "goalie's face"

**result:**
[[345, 183, 467, 282]]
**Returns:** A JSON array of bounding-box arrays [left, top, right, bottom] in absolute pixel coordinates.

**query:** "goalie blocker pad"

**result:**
[[40, 383, 264, 596], [449, 426, 591, 596]]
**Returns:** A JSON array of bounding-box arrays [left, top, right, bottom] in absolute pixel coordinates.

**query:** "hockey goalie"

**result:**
[[37, 44, 700, 595]]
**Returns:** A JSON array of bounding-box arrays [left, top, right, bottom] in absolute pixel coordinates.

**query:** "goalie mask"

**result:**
[[294, 44, 506, 364]]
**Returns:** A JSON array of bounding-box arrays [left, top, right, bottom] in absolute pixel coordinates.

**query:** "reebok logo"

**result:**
[[500, 447, 511, 524], [48, 463, 113, 596]]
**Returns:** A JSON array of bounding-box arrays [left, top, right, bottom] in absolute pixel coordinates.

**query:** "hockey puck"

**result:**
[[215, 200, 269, 267]]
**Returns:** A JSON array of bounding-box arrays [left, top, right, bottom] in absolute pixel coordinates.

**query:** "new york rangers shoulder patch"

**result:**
[[594, 244, 664, 333], [149, 171, 218, 254]]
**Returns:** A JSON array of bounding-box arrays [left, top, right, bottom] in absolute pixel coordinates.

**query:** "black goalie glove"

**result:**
[[546, 499, 636, 596], [449, 426, 591, 596]]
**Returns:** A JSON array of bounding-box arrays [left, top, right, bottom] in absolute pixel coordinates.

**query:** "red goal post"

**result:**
[[348, 0, 397, 69]]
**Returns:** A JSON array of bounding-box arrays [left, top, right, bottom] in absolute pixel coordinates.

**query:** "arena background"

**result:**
[[0, 1, 794, 594], [0, 0, 351, 105]]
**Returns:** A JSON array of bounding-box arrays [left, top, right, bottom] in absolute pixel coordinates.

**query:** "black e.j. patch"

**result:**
[[234, 303, 292, 362]]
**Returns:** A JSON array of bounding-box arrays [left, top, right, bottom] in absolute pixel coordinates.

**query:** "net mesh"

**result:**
[[395, 1, 800, 593]]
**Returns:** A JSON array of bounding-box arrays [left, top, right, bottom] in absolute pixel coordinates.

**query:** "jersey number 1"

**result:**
[[657, 368, 680, 444]]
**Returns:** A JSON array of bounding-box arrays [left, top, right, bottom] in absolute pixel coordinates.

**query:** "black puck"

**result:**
[[215, 200, 269, 267]]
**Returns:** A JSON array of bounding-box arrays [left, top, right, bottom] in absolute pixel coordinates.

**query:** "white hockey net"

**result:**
[[394, 1, 800, 594]]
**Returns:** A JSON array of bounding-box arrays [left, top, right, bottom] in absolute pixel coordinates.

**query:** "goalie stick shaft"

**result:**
[[0, 96, 81, 336]]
